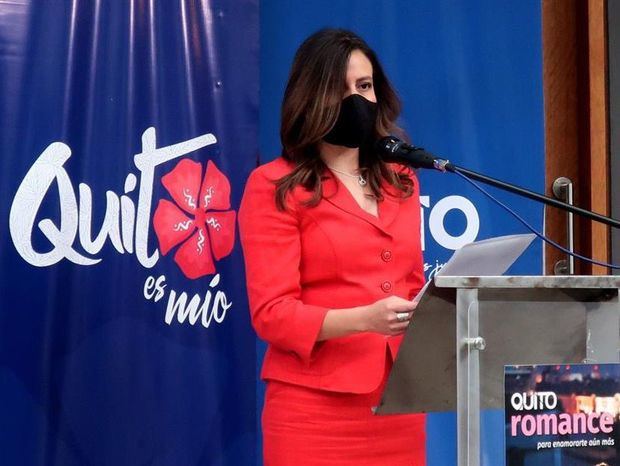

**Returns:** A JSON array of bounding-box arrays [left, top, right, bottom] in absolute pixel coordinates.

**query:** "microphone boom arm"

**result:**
[[375, 136, 620, 229], [444, 163, 620, 229]]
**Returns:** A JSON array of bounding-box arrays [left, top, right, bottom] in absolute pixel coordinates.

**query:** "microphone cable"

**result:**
[[450, 168, 620, 270]]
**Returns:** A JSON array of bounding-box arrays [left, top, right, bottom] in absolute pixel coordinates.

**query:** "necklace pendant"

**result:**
[[358, 175, 367, 187]]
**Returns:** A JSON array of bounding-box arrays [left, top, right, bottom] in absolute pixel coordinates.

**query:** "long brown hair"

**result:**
[[275, 28, 413, 210]]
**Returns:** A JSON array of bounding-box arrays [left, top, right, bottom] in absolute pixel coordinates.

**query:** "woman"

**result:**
[[239, 29, 426, 465]]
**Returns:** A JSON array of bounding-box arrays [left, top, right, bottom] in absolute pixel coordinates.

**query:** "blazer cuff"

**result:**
[[291, 304, 330, 366]]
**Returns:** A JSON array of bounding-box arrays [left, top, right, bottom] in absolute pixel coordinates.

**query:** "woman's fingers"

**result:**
[[386, 297, 417, 313], [369, 295, 417, 335], [389, 323, 410, 335]]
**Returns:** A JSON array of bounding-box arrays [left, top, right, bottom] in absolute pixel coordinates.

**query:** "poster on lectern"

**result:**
[[505, 364, 620, 466]]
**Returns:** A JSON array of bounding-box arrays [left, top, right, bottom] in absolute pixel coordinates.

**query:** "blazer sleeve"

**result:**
[[238, 167, 329, 365]]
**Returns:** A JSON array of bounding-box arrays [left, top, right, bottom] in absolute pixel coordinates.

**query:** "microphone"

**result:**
[[375, 136, 454, 172]]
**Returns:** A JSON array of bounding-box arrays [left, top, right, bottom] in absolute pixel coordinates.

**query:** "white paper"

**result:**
[[412, 233, 536, 304], [437, 233, 536, 277]]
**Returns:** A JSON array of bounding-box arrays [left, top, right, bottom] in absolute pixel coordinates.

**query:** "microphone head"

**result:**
[[375, 136, 436, 170], [374, 136, 407, 156]]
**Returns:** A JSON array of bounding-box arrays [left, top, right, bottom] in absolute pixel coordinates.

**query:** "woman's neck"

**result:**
[[319, 142, 360, 173]]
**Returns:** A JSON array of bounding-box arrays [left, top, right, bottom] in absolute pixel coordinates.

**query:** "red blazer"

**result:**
[[238, 157, 425, 393]]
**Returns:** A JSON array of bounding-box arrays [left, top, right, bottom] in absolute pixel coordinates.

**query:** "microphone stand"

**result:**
[[433, 161, 620, 229]]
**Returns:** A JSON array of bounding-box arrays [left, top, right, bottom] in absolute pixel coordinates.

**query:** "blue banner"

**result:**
[[0, 1, 258, 465]]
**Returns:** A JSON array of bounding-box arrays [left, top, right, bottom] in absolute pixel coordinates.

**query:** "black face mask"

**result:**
[[323, 94, 378, 148]]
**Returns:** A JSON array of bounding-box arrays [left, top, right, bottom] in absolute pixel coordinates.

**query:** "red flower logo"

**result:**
[[153, 159, 236, 279]]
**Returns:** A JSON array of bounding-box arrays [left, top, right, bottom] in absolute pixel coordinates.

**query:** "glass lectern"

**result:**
[[377, 275, 620, 466]]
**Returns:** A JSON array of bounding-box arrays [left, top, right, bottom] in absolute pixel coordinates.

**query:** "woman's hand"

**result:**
[[317, 296, 417, 341], [361, 296, 417, 336]]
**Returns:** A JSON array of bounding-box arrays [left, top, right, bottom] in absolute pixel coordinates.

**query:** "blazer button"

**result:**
[[381, 280, 392, 293], [381, 249, 392, 262]]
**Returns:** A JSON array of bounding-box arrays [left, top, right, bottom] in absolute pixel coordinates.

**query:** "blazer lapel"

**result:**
[[321, 172, 400, 235], [379, 192, 400, 230]]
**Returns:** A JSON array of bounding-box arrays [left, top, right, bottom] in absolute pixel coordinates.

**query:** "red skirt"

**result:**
[[262, 358, 426, 466]]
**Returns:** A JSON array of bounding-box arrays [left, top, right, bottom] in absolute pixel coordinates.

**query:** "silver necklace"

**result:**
[[327, 166, 367, 186]]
